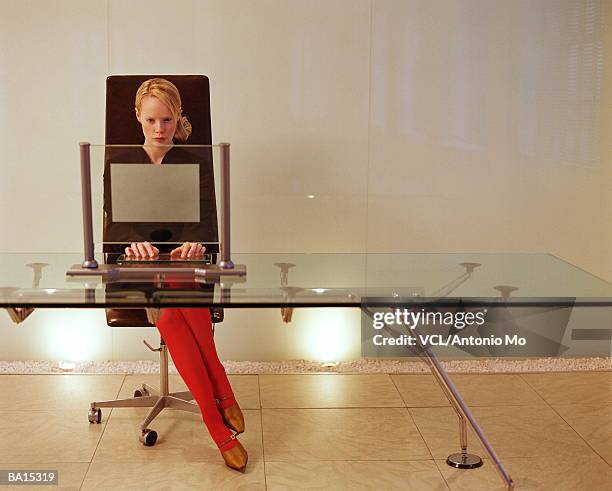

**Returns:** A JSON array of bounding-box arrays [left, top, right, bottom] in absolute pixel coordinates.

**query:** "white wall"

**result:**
[[0, 0, 609, 362], [368, 0, 611, 282]]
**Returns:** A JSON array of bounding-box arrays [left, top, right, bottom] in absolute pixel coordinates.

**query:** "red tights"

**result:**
[[156, 307, 237, 451]]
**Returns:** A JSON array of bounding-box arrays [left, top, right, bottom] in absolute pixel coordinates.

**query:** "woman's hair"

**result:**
[[135, 78, 192, 142]]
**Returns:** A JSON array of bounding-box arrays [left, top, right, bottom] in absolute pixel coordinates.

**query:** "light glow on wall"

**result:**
[[295, 308, 361, 362], [43, 310, 105, 362]]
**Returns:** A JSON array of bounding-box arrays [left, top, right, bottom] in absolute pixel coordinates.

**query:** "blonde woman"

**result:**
[[123, 78, 248, 472]]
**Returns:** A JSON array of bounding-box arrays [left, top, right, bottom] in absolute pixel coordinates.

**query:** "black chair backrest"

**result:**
[[106, 75, 212, 145], [103, 75, 222, 327], [103, 75, 218, 254]]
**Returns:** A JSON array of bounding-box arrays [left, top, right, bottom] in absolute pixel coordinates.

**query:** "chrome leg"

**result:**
[[167, 396, 200, 414], [78, 142, 98, 269], [140, 397, 166, 430], [424, 356, 483, 469], [422, 347, 513, 489], [459, 413, 468, 453], [92, 395, 158, 409], [170, 390, 193, 401], [159, 342, 170, 396], [218, 142, 234, 269]]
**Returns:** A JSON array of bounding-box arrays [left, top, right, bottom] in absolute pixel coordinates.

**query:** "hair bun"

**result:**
[[177, 115, 192, 142]]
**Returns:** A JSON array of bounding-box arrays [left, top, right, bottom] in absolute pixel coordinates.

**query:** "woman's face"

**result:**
[[136, 95, 177, 146]]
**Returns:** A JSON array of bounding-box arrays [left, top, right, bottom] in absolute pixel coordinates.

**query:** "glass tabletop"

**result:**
[[1, 252, 612, 308]]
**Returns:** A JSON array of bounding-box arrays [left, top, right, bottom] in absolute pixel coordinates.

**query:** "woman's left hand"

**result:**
[[170, 242, 206, 259]]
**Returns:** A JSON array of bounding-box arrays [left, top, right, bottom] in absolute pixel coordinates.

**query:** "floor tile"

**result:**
[[260, 374, 403, 408], [410, 405, 590, 460], [449, 374, 545, 406], [521, 372, 612, 405], [437, 453, 612, 491], [552, 404, 612, 465], [0, 463, 88, 491], [390, 375, 449, 407], [262, 408, 430, 461], [0, 375, 124, 411], [93, 409, 261, 463], [266, 460, 448, 490], [435, 458, 502, 491], [392, 374, 545, 407], [228, 375, 261, 409], [81, 461, 265, 490], [0, 411, 104, 463], [0, 371, 607, 490]]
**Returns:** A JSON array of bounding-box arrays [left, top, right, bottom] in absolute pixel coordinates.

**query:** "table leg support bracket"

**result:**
[[5, 308, 35, 324]]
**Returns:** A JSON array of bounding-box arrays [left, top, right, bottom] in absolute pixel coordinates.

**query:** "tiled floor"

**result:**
[[0, 371, 609, 490]]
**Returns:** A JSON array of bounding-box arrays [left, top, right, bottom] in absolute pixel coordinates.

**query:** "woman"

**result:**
[[124, 78, 248, 472]]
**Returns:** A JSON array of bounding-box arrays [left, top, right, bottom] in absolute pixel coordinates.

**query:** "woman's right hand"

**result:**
[[125, 241, 159, 259]]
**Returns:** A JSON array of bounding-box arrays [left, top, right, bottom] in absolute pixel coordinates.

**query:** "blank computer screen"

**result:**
[[110, 163, 200, 223]]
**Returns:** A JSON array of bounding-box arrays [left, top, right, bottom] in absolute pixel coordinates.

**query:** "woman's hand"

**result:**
[[170, 242, 206, 259], [125, 242, 159, 259]]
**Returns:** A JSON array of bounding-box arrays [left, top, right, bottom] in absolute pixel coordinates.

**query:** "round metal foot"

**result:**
[[446, 453, 483, 469]]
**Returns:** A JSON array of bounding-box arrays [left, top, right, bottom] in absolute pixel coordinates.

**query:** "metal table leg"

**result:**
[[422, 353, 483, 469], [363, 305, 513, 489], [421, 345, 514, 490]]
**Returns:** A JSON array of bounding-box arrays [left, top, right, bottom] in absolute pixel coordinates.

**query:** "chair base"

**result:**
[[88, 339, 201, 444], [90, 385, 200, 431]]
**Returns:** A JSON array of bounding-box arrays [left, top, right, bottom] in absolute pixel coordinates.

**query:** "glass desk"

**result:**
[[2, 252, 612, 307], [2, 252, 612, 490]]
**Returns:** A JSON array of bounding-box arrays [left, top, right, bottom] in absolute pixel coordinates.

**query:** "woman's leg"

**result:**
[[155, 308, 236, 451], [178, 308, 235, 408]]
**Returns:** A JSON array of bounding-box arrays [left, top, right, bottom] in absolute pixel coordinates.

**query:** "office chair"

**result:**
[[88, 75, 223, 446]]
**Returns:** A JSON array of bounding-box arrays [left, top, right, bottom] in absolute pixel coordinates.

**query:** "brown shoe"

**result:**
[[216, 395, 245, 434], [219, 434, 248, 473]]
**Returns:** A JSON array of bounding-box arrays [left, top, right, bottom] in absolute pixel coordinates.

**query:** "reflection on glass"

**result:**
[[26, 263, 48, 288]]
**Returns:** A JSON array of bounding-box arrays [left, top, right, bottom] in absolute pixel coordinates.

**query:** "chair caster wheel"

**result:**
[[134, 388, 149, 397], [88, 407, 101, 424], [140, 429, 157, 446]]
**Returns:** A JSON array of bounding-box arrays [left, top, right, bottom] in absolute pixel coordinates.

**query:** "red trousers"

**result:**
[[156, 307, 237, 451]]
